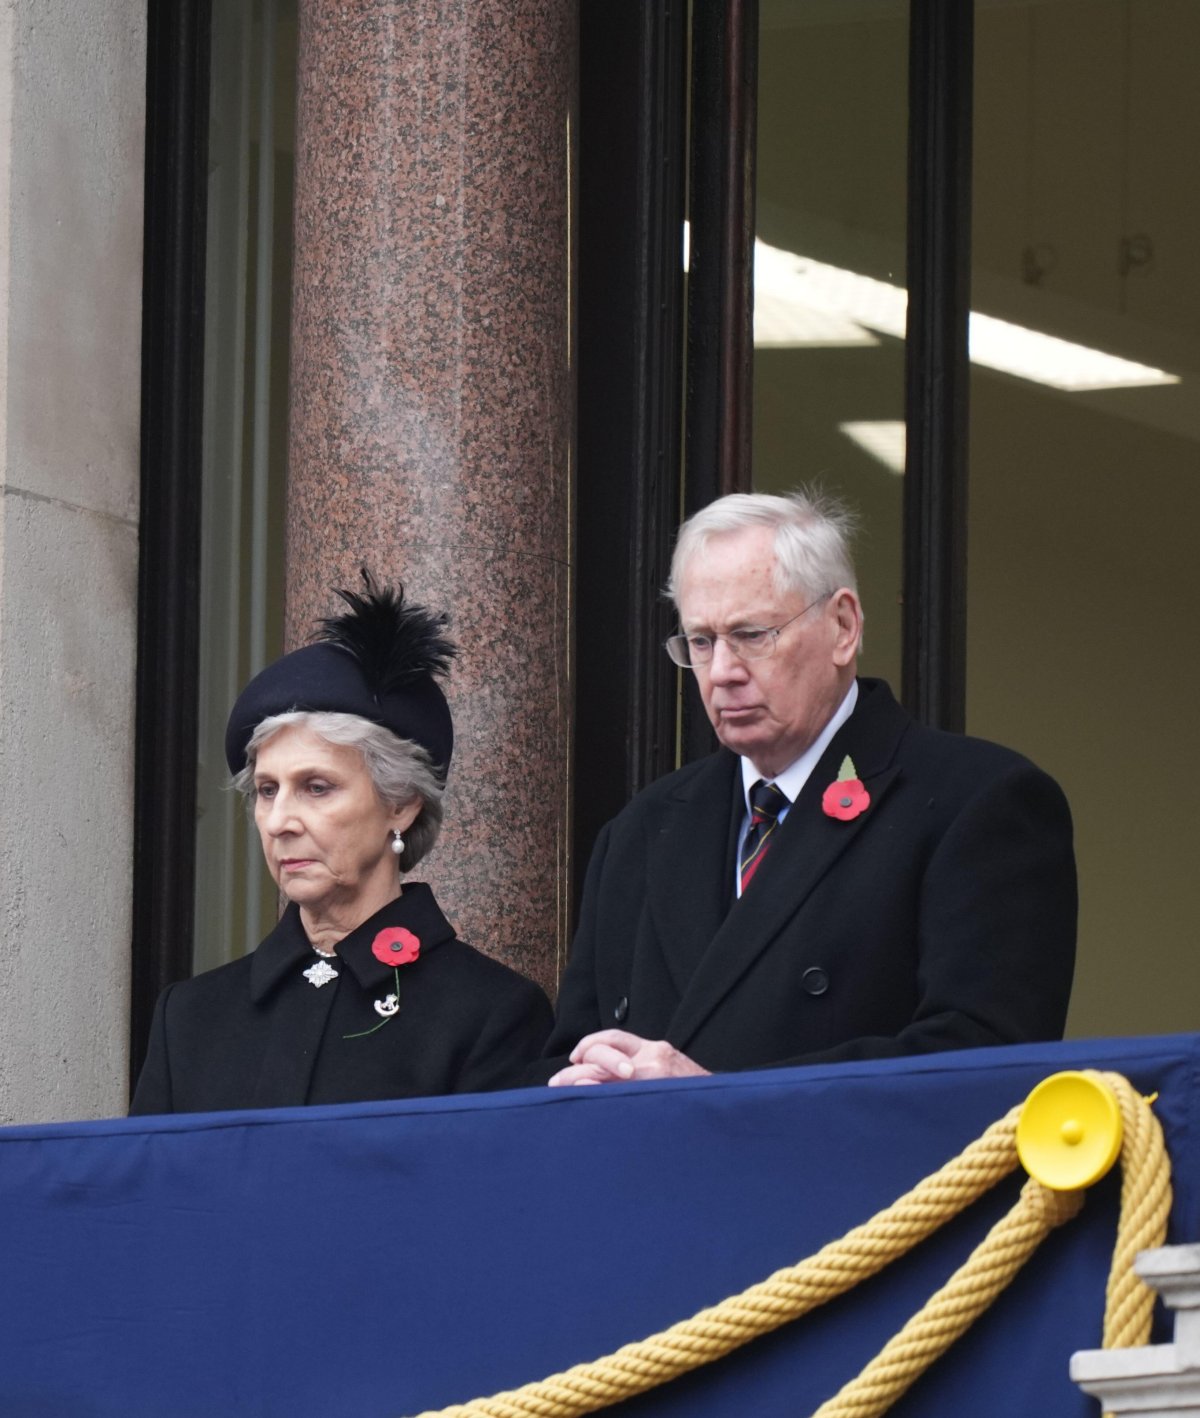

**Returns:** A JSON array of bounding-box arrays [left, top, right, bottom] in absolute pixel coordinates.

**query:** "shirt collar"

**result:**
[[740, 678, 859, 808]]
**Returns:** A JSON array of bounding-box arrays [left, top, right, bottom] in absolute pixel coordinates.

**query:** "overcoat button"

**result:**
[[802, 967, 830, 997], [614, 996, 629, 1023]]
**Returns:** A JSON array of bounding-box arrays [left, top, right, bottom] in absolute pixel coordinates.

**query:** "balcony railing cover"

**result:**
[[2, 1034, 1197, 1416]]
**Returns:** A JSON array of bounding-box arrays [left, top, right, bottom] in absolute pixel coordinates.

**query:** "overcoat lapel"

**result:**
[[667, 679, 910, 1050], [644, 750, 743, 997]]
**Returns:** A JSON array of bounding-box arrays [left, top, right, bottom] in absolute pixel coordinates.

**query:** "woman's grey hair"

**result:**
[[667, 489, 859, 609], [232, 710, 444, 872]]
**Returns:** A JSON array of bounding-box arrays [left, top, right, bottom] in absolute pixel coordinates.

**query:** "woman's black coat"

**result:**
[[130, 884, 552, 1114]]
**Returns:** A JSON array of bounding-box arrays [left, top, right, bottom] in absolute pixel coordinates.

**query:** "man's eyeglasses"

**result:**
[[664, 594, 833, 669]]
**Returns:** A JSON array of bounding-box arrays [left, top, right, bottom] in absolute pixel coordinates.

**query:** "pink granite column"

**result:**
[[286, 0, 575, 996]]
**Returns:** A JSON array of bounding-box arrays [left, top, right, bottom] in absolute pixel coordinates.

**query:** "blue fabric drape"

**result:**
[[1, 1034, 1197, 1417]]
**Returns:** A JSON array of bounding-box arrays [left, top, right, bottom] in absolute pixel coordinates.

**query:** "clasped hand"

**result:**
[[547, 1029, 710, 1086]]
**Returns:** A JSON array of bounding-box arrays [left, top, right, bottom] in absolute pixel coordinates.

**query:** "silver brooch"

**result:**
[[373, 993, 400, 1018], [303, 960, 339, 988]]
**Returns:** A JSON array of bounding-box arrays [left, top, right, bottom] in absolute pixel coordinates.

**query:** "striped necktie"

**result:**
[[739, 780, 787, 893]]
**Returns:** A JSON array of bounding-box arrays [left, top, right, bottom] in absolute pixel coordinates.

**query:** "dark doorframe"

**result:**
[[131, 0, 212, 1091], [685, 0, 974, 735], [573, 0, 688, 905], [679, 0, 759, 765], [902, 0, 973, 732], [685, 0, 758, 515], [573, 0, 977, 880]]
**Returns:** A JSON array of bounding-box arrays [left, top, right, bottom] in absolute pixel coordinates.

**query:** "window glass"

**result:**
[[753, 0, 909, 687], [193, 0, 296, 971], [969, 0, 1200, 1035]]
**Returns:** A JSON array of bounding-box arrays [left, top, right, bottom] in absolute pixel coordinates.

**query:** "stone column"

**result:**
[[287, 0, 575, 995], [0, 1, 145, 1121]]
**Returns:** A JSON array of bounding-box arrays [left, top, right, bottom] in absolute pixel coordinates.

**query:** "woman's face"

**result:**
[[252, 723, 420, 923]]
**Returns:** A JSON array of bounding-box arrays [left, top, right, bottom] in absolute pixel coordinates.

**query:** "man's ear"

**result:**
[[830, 589, 864, 667]]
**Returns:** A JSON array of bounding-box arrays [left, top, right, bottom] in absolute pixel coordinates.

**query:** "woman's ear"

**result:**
[[392, 796, 423, 834]]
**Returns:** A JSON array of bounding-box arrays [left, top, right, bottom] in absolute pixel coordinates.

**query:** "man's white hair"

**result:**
[[667, 489, 860, 610]]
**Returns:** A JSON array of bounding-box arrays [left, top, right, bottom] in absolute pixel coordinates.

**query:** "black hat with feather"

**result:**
[[224, 572, 457, 777]]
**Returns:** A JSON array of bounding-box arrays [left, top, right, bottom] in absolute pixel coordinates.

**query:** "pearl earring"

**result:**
[[391, 829, 405, 856]]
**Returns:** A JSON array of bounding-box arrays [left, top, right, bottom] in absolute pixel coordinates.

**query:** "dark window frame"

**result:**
[[131, 0, 212, 1093], [903, 0, 973, 732], [681, 0, 976, 750], [684, 0, 974, 736], [678, 0, 759, 765], [573, 0, 689, 893], [685, 0, 758, 512]]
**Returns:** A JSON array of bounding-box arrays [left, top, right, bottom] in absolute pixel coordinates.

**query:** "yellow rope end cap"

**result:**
[[1016, 1071, 1123, 1191]]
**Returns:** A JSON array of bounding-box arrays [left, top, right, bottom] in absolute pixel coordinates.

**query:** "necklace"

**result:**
[[311, 943, 337, 959]]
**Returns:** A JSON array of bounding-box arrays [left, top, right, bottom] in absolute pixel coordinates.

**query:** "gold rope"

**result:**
[[408, 1073, 1171, 1418], [810, 1177, 1084, 1418], [807, 1071, 1171, 1418], [1095, 1071, 1172, 1348]]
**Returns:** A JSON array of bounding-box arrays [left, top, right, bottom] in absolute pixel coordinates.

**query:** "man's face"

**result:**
[[676, 525, 861, 779]]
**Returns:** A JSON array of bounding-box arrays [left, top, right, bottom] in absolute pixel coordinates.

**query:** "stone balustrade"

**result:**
[[1073, 1244, 1200, 1415]]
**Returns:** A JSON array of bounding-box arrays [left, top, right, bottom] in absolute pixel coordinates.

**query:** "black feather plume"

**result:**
[[316, 569, 457, 695]]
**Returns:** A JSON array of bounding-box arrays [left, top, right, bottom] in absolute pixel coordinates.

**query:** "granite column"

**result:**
[[287, 0, 575, 995]]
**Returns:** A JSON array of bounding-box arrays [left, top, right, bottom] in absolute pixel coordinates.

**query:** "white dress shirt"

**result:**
[[734, 679, 859, 898]]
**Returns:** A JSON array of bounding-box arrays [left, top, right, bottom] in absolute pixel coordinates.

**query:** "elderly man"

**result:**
[[546, 490, 1076, 1085]]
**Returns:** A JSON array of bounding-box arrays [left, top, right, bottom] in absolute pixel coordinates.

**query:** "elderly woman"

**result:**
[[131, 576, 552, 1114]]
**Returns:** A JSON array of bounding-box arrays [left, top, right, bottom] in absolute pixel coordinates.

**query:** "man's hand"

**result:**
[[547, 1030, 710, 1086]]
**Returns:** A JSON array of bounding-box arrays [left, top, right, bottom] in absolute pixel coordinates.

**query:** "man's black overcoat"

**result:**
[[132, 884, 552, 1114], [544, 678, 1077, 1071]]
